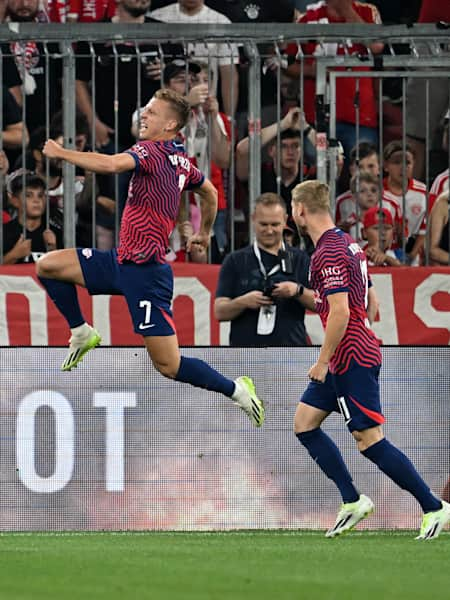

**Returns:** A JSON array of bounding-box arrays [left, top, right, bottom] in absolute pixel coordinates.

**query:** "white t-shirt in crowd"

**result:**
[[150, 3, 239, 91]]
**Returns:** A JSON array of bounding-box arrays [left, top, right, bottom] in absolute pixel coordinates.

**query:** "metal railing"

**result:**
[[0, 23, 449, 264]]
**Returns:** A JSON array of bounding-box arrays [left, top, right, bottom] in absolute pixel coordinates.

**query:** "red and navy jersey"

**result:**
[[120, 140, 204, 265], [310, 227, 381, 374]]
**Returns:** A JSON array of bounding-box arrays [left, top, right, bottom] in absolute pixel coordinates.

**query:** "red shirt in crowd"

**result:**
[[418, 0, 450, 22], [292, 1, 381, 128], [47, 0, 116, 22]]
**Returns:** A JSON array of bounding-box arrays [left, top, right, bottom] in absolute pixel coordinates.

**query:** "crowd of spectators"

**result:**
[[0, 0, 449, 268]]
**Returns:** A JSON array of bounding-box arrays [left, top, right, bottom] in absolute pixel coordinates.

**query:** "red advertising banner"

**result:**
[[0, 264, 449, 346]]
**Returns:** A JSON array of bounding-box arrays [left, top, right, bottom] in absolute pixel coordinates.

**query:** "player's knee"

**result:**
[[152, 359, 178, 380], [293, 404, 322, 434], [36, 253, 56, 278], [294, 420, 312, 435], [352, 427, 384, 452]]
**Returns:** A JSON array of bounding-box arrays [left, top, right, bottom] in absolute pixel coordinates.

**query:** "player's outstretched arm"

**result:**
[[42, 139, 135, 174]]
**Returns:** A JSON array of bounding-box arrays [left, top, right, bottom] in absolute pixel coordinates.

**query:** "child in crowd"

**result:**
[[361, 206, 402, 266], [383, 140, 427, 265], [336, 141, 380, 209], [2, 170, 62, 264], [336, 171, 380, 244], [349, 141, 380, 178]]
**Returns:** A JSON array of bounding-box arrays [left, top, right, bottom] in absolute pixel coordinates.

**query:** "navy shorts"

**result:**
[[77, 248, 176, 337], [300, 363, 384, 432]]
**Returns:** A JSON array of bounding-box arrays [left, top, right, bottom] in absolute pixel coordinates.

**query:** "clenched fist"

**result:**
[[42, 139, 63, 159]]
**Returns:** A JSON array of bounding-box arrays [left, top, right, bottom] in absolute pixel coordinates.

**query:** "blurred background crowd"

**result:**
[[0, 0, 449, 267]]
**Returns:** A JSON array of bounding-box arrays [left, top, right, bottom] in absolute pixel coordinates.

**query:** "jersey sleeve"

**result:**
[[294, 249, 310, 288], [124, 142, 156, 175], [317, 245, 350, 296], [184, 163, 205, 190]]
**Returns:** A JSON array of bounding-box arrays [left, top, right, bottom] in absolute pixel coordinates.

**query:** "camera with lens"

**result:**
[[263, 282, 277, 298]]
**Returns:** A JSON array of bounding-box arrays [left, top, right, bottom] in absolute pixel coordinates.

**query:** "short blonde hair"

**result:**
[[154, 88, 191, 131], [291, 180, 330, 213]]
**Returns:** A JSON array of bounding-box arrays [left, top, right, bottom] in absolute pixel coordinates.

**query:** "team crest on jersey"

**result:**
[[82, 248, 93, 259], [244, 3, 260, 19], [133, 144, 148, 159]]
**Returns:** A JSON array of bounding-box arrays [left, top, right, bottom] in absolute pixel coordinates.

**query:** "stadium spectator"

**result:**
[[44, 0, 67, 21], [204, 0, 296, 137], [1, 150, 11, 225], [67, 0, 117, 21], [49, 110, 116, 250], [406, 0, 450, 180], [45, 0, 117, 21], [132, 59, 232, 261], [382, 140, 427, 265], [429, 167, 449, 211], [285, 0, 384, 158], [169, 60, 232, 261], [166, 213, 208, 263], [3, 0, 62, 137], [348, 142, 380, 178], [76, 0, 181, 150], [429, 112, 449, 209], [337, 141, 380, 197], [336, 171, 379, 244], [76, 0, 182, 214], [429, 192, 449, 266], [149, 0, 240, 117], [0, 150, 9, 178], [2, 171, 62, 264], [235, 107, 315, 224], [1, 85, 28, 152], [214, 193, 314, 347], [370, 0, 421, 24], [206, 0, 294, 21], [361, 206, 402, 266]]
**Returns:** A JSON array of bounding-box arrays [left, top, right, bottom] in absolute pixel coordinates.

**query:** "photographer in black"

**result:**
[[214, 193, 315, 346]]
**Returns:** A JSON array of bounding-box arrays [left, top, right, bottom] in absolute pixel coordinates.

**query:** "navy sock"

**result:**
[[362, 438, 442, 513], [296, 428, 360, 503], [39, 277, 85, 328], [175, 356, 235, 397]]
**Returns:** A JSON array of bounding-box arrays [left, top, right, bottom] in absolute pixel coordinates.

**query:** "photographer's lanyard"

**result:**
[[253, 240, 283, 281]]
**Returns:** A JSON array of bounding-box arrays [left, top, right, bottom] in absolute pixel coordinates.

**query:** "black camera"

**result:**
[[263, 282, 277, 298]]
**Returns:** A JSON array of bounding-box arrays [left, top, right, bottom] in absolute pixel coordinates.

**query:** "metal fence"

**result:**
[[0, 23, 449, 263]]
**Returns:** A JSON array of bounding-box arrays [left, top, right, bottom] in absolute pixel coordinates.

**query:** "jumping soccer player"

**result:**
[[37, 88, 264, 428], [290, 179, 450, 540]]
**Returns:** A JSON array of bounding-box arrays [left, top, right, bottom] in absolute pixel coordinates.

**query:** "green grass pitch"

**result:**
[[1, 531, 448, 600]]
